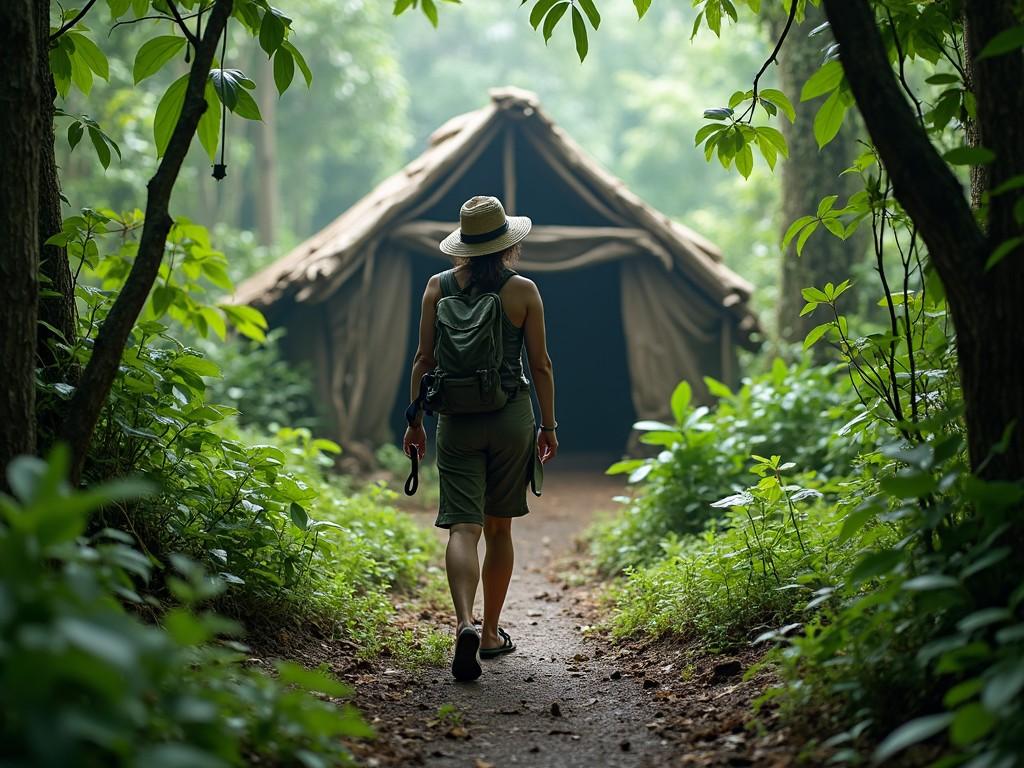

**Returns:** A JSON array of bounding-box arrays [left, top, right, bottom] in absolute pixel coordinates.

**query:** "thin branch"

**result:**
[[109, 8, 208, 35], [884, 5, 925, 126], [50, 0, 99, 41], [165, 0, 199, 45], [739, 0, 799, 123]]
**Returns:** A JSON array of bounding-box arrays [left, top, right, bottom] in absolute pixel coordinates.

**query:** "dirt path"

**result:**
[[351, 467, 800, 768]]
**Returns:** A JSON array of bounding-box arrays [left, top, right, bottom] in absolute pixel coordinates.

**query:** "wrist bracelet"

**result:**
[[540, 421, 558, 432]]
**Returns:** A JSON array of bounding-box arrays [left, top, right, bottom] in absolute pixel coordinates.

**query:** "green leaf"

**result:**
[[983, 663, 1024, 710], [577, 0, 600, 28], [421, 0, 439, 27], [275, 660, 350, 696], [881, 471, 937, 498], [903, 574, 960, 592], [782, 215, 815, 249], [197, 80, 221, 162], [759, 88, 795, 122], [273, 48, 295, 94], [571, 6, 588, 61], [154, 74, 190, 157], [801, 60, 844, 101], [231, 88, 263, 121], [67, 120, 85, 151], [796, 220, 819, 255], [803, 322, 831, 351], [813, 90, 847, 149], [70, 49, 94, 95], [289, 502, 309, 531], [986, 236, 1023, 270], [851, 549, 903, 585], [814, 195, 837, 217], [670, 380, 692, 424], [873, 713, 953, 763], [50, 44, 73, 98], [633, 0, 652, 18], [978, 25, 1024, 60], [735, 142, 754, 178], [756, 125, 788, 156], [530, 0, 558, 29], [943, 146, 996, 165], [282, 41, 312, 86], [259, 10, 286, 54], [88, 127, 111, 169], [134, 36, 187, 84], [173, 355, 220, 378], [950, 703, 996, 747], [543, 2, 569, 42], [606, 459, 644, 475], [838, 505, 876, 544], [68, 33, 109, 80]]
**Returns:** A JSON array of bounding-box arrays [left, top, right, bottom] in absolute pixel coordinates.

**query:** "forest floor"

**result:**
[[270, 464, 815, 767]]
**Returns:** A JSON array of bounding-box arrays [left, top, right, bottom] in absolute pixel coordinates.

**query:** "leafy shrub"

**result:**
[[611, 454, 874, 648], [590, 360, 865, 572], [41, 209, 441, 641], [0, 449, 370, 768], [196, 328, 317, 432]]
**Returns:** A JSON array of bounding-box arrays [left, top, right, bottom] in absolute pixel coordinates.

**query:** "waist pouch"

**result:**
[[424, 368, 508, 415]]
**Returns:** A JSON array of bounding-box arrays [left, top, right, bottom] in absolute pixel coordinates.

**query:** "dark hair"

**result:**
[[455, 243, 521, 293]]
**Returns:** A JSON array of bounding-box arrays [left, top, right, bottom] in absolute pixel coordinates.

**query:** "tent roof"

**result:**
[[234, 87, 759, 338]]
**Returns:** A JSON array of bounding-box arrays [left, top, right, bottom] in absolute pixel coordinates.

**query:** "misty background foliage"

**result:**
[[61, 0, 780, 313]]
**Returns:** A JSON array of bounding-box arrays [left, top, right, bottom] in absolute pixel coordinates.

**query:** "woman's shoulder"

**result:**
[[506, 273, 539, 295]]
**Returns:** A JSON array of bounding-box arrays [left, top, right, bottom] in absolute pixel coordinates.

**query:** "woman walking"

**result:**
[[403, 195, 558, 682]]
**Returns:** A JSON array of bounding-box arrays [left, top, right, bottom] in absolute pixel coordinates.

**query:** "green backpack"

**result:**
[[424, 269, 516, 415]]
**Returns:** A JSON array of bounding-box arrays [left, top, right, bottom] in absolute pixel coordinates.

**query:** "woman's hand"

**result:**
[[403, 424, 426, 460], [537, 429, 558, 464]]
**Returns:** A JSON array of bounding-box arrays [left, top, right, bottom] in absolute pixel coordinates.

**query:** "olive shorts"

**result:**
[[435, 391, 537, 528]]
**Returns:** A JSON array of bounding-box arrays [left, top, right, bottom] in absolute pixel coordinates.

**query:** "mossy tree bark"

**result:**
[[824, 0, 1024, 481], [0, 0, 43, 472]]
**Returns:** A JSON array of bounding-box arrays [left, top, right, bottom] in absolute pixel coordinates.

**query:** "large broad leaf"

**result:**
[[571, 6, 588, 61], [873, 713, 953, 762], [197, 80, 221, 162], [68, 32, 109, 80], [133, 35, 186, 84], [813, 90, 847, 149], [801, 60, 844, 101], [154, 74, 190, 157], [273, 48, 295, 94]]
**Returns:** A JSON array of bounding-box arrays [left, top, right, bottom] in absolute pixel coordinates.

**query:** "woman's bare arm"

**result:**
[[523, 280, 557, 461], [408, 276, 440, 429]]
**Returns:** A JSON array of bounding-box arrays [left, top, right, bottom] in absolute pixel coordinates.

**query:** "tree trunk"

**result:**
[[772, 3, 865, 345], [0, 0, 42, 471], [59, 0, 234, 483], [35, 0, 79, 449], [823, 0, 1024, 482]]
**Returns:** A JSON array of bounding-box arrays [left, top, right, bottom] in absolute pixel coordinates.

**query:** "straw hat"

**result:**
[[439, 196, 532, 258]]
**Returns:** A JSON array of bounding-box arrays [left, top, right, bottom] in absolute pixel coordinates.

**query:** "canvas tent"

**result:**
[[234, 87, 760, 458]]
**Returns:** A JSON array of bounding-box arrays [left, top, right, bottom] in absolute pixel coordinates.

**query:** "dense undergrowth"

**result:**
[[7, 210, 444, 767], [595, 343, 1024, 763]]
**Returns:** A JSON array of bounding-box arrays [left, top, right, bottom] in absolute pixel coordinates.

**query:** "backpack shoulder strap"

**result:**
[[439, 269, 459, 298]]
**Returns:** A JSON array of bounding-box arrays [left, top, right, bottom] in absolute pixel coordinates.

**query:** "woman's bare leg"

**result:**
[[446, 523, 482, 632], [481, 515, 514, 648]]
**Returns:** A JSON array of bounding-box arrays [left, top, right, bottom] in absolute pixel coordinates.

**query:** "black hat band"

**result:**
[[460, 221, 509, 244]]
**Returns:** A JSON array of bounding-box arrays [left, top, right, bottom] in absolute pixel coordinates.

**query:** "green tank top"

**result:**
[[439, 267, 530, 393]]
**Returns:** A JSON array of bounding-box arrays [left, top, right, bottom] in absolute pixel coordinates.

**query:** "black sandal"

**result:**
[[479, 627, 516, 659], [451, 626, 482, 681]]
